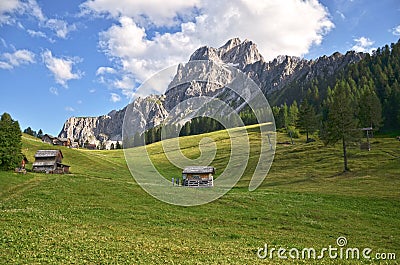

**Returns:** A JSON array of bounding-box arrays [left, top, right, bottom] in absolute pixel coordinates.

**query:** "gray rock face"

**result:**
[[58, 38, 364, 146], [189, 38, 263, 69], [58, 108, 125, 146]]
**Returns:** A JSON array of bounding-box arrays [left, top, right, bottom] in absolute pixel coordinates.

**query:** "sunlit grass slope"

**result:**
[[0, 130, 399, 264]]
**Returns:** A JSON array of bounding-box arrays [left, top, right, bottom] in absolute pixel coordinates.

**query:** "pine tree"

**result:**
[[298, 99, 318, 142], [288, 101, 299, 127], [0, 113, 22, 170], [358, 89, 382, 129], [272, 106, 281, 128], [37, 129, 43, 139], [275, 104, 288, 129], [320, 81, 361, 172]]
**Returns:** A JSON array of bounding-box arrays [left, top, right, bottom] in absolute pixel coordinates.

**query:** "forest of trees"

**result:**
[[269, 40, 400, 171], [128, 40, 400, 154], [275, 40, 400, 132]]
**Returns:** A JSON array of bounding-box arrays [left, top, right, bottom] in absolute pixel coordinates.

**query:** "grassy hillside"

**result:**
[[0, 130, 399, 264]]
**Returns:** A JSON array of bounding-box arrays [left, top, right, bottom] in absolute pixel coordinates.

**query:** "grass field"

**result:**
[[0, 128, 399, 264]]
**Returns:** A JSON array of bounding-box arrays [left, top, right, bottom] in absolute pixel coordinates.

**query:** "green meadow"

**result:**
[[0, 127, 399, 264]]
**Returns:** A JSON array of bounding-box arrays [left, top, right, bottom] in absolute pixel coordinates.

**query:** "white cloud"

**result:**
[[45, 18, 76, 39], [392, 25, 400, 36], [0, 37, 7, 48], [65, 106, 75, 112], [49, 87, 58, 95], [0, 0, 20, 14], [0, 0, 24, 24], [336, 10, 345, 20], [0, 61, 12, 69], [80, 0, 200, 27], [27, 29, 56, 43], [0, 49, 35, 69], [96, 66, 116, 75], [26, 0, 45, 22], [113, 75, 136, 98], [42, 49, 83, 87], [27, 29, 46, 38], [110, 93, 121, 103], [1, 0, 75, 39], [89, 88, 96, 93], [351, 37, 375, 53], [87, 0, 334, 98], [0, 0, 44, 25]]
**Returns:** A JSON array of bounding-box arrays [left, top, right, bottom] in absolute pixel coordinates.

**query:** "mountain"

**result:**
[[59, 38, 364, 147]]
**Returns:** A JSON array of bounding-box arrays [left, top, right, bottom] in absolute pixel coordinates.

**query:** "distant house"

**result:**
[[182, 166, 215, 187], [42, 134, 73, 147], [32, 150, 70, 174], [70, 142, 79, 148], [42, 134, 58, 145], [54, 138, 70, 146], [85, 143, 97, 150]]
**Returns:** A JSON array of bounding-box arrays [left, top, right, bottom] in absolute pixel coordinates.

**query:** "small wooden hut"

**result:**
[[32, 150, 70, 174], [182, 166, 215, 187]]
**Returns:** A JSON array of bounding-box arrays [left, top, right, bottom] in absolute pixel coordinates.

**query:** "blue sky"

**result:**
[[0, 0, 399, 136]]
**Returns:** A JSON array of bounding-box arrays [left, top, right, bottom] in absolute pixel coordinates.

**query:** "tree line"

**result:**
[[126, 108, 272, 148], [23, 127, 44, 139]]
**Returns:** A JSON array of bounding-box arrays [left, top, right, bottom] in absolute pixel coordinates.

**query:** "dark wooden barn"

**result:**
[[32, 150, 70, 174]]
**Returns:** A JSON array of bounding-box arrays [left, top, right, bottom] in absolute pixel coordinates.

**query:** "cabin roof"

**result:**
[[34, 150, 63, 159], [43, 134, 56, 139], [182, 166, 215, 174]]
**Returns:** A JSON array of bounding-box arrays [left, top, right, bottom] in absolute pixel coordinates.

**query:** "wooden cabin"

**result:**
[[54, 138, 71, 146], [182, 166, 215, 187], [42, 134, 71, 147], [42, 134, 57, 145], [32, 150, 70, 174]]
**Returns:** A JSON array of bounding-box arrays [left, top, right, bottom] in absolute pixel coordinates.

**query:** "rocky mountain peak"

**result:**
[[189, 38, 263, 69], [218, 37, 242, 51], [189, 46, 221, 63]]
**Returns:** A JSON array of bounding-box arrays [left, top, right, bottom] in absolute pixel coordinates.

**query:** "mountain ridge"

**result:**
[[58, 38, 364, 147]]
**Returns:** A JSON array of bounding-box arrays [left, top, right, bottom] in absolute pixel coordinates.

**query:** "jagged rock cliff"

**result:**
[[58, 108, 125, 147], [59, 38, 364, 146]]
